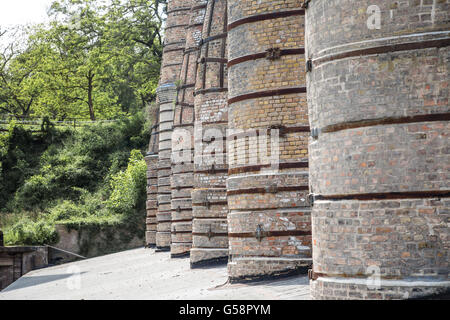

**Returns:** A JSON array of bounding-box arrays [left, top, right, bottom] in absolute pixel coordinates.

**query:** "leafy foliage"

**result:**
[[106, 149, 147, 215], [0, 111, 150, 246], [0, 0, 163, 119]]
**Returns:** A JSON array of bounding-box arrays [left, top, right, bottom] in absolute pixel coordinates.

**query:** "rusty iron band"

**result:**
[[315, 190, 450, 202], [162, 63, 182, 68], [163, 47, 185, 54], [156, 220, 172, 224], [192, 216, 228, 221], [173, 123, 194, 128], [198, 120, 228, 126], [171, 208, 192, 212], [157, 166, 171, 171], [227, 9, 305, 31], [191, 4, 208, 11], [313, 38, 450, 67], [228, 161, 309, 175], [227, 186, 309, 196], [184, 47, 200, 54], [187, 23, 204, 29], [194, 87, 228, 96], [199, 32, 228, 46], [176, 102, 194, 108], [194, 168, 228, 174], [228, 125, 310, 140], [179, 83, 195, 90], [308, 270, 437, 282], [166, 7, 191, 15], [192, 201, 228, 207], [165, 24, 189, 30], [158, 129, 174, 135], [192, 232, 228, 237], [228, 48, 305, 68], [171, 170, 194, 176], [228, 87, 306, 105], [321, 112, 450, 134], [228, 230, 311, 238], [171, 219, 193, 223], [199, 57, 228, 64], [229, 206, 311, 212], [163, 41, 185, 48], [157, 193, 172, 197], [171, 186, 193, 191]]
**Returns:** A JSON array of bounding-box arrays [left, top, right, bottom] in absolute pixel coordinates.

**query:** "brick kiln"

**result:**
[[226, 0, 312, 281], [155, 0, 191, 251], [145, 113, 159, 248], [171, 0, 207, 258], [306, 0, 450, 299], [191, 0, 230, 268], [142, 0, 450, 299]]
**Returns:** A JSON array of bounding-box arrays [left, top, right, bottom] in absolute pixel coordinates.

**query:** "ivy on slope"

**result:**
[[0, 112, 150, 246]]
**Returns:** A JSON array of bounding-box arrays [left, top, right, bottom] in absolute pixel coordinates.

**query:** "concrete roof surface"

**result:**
[[0, 247, 310, 300]]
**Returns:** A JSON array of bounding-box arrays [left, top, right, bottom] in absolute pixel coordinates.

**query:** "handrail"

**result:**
[[45, 244, 87, 259]]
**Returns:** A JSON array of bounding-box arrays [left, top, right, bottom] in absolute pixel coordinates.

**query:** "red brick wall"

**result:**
[[307, 0, 450, 299]]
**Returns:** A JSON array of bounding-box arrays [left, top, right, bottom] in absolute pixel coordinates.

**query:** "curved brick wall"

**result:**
[[190, 0, 230, 268], [145, 116, 159, 247], [307, 0, 450, 299], [226, 0, 312, 282], [155, 0, 191, 251], [171, 0, 207, 258]]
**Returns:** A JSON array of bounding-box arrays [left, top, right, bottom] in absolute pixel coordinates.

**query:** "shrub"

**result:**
[[106, 149, 147, 217], [0, 111, 150, 246], [4, 215, 58, 246]]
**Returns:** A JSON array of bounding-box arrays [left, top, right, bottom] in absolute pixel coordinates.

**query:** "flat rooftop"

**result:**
[[0, 247, 310, 300]]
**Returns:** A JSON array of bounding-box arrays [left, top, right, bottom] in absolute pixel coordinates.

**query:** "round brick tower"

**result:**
[[145, 111, 159, 248], [190, 0, 229, 268], [156, 0, 191, 251], [306, 0, 450, 299], [226, 0, 312, 282], [170, 0, 207, 258]]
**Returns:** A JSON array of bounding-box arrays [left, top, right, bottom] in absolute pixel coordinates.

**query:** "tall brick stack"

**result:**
[[155, 0, 191, 251], [170, 0, 207, 258], [226, 0, 312, 282], [306, 0, 450, 299], [145, 0, 449, 299], [191, 0, 229, 268], [145, 113, 159, 248]]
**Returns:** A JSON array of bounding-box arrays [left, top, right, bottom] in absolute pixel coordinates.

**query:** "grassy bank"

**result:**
[[0, 111, 150, 246]]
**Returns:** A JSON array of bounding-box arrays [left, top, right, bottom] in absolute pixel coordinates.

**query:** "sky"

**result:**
[[0, 0, 53, 27]]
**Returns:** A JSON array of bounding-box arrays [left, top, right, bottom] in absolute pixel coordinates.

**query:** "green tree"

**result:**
[[0, 0, 164, 120], [0, 27, 44, 117]]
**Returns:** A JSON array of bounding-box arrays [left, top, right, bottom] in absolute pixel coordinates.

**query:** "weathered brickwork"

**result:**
[[0, 247, 48, 290], [226, 0, 312, 282], [145, 159, 158, 246], [144, 0, 449, 300], [171, 0, 207, 258], [191, 0, 230, 268], [306, 0, 450, 299], [154, 0, 190, 251], [144, 108, 160, 247]]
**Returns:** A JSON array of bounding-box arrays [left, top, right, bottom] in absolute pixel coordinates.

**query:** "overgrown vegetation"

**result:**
[[0, 0, 163, 247], [0, 112, 150, 246], [0, 0, 165, 120]]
